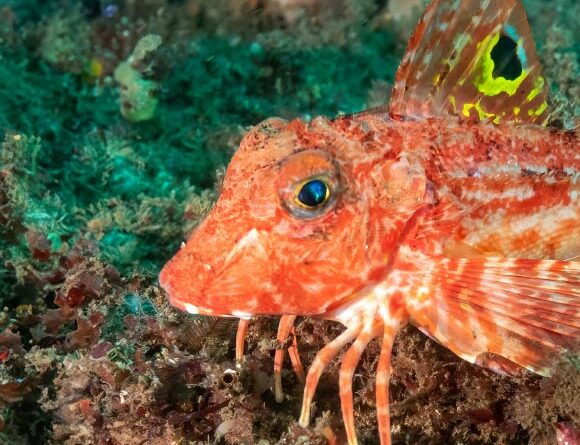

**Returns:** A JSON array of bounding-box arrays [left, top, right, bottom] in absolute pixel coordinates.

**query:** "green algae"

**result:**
[[0, 1, 401, 278], [114, 34, 162, 122]]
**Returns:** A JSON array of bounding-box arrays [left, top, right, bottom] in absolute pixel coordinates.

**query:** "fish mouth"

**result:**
[[158, 243, 264, 319], [170, 297, 210, 315], [162, 290, 217, 316], [170, 296, 249, 319], [161, 286, 248, 319], [158, 263, 205, 314], [159, 280, 215, 316]]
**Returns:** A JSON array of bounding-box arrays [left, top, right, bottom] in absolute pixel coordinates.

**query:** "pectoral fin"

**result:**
[[406, 257, 580, 375]]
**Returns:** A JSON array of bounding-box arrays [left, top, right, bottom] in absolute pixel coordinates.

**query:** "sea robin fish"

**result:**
[[160, 0, 580, 443]]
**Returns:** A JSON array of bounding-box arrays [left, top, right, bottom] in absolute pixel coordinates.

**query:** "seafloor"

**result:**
[[0, 0, 578, 444]]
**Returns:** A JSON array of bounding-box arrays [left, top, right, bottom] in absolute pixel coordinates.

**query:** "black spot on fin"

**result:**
[[491, 35, 522, 81]]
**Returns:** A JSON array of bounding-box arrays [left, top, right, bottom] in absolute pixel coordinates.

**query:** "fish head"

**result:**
[[159, 115, 427, 317]]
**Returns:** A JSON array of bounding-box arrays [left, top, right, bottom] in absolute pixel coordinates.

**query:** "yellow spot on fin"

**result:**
[[472, 32, 529, 97], [527, 76, 545, 102], [528, 101, 547, 117], [463, 100, 496, 121], [449, 95, 457, 112]]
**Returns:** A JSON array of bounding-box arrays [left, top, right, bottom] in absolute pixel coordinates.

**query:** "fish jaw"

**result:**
[[159, 221, 280, 317]]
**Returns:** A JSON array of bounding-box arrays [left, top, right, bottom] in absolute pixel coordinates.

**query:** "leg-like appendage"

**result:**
[[288, 324, 305, 383], [376, 323, 399, 445], [235, 318, 250, 368], [274, 315, 297, 402], [339, 325, 378, 445], [299, 324, 362, 427]]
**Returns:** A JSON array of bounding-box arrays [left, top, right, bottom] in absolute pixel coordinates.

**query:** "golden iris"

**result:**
[[296, 179, 330, 209]]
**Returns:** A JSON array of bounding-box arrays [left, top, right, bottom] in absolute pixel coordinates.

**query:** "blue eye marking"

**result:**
[[296, 179, 329, 208]]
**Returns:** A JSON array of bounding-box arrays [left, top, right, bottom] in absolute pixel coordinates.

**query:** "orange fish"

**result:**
[[160, 0, 580, 443]]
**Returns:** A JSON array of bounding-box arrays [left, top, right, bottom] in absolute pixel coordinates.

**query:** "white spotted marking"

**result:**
[[462, 185, 534, 202], [232, 310, 252, 320], [224, 228, 267, 265], [184, 303, 199, 315]]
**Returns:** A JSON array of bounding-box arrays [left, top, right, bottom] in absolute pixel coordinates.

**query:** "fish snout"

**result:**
[[158, 247, 218, 315]]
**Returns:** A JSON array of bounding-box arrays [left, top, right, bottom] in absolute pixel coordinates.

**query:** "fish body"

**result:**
[[160, 1, 580, 443], [163, 115, 579, 317]]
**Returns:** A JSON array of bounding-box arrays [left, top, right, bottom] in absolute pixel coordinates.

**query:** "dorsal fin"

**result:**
[[389, 0, 550, 125]]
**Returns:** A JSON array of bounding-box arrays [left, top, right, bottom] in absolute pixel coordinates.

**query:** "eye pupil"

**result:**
[[297, 179, 328, 208]]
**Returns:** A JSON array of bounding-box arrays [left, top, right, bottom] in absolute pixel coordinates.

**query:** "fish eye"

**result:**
[[277, 149, 340, 220], [295, 179, 330, 209]]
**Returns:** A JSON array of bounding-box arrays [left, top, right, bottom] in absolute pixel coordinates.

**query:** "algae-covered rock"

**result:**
[[38, 5, 91, 73], [114, 34, 162, 122]]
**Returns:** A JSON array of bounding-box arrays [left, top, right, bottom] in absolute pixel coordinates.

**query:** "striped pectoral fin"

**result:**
[[406, 257, 580, 375]]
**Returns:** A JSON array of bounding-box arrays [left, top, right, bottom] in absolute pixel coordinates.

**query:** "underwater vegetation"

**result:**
[[0, 0, 577, 444]]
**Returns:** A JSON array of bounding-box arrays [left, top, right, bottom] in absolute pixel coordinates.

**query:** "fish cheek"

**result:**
[[354, 159, 428, 277], [273, 211, 369, 313]]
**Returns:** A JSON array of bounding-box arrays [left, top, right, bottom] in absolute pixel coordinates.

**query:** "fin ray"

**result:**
[[406, 257, 580, 375]]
